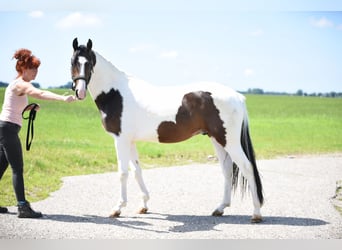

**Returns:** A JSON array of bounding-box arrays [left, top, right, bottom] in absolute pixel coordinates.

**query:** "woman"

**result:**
[[0, 48, 76, 218]]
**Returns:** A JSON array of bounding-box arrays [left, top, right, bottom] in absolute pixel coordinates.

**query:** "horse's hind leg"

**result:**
[[129, 143, 150, 214], [227, 144, 262, 222], [211, 138, 233, 216]]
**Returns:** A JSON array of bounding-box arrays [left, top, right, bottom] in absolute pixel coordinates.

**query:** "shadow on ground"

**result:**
[[38, 212, 328, 234]]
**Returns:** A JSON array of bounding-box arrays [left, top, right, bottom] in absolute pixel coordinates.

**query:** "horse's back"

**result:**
[[128, 78, 245, 116], [125, 78, 246, 143]]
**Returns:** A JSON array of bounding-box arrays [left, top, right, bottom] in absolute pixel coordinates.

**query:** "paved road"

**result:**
[[1, 154, 341, 239]]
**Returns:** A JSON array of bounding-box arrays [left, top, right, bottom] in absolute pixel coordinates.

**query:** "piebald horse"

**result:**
[[70, 38, 264, 223]]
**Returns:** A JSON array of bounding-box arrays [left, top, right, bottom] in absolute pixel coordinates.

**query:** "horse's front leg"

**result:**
[[109, 138, 130, 218], [129, 143, 150, 214], [211, 138, 233, 216]]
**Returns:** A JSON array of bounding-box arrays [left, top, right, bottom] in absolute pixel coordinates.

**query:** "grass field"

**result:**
[[0, 88, 341, 206]]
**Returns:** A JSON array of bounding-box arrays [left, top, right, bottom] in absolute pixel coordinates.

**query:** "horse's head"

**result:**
[[71, 38, 96, 100]]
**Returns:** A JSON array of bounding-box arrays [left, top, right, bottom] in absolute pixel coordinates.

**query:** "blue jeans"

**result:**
[[0, 120, 25, 202]]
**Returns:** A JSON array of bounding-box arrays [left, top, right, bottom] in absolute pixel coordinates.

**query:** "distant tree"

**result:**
[[330, 92, 336, 98], [247, 88, 264, 95], [296, 89, 303, 96], [0, 81, 8, 87], [32, 82, 41, 88], [51, 82, 73, 89]]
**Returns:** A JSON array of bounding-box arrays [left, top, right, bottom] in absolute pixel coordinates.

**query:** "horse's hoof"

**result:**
[[251, 214, 263, 223], [109, 210, 121, 218], [212, 209, 224, 216], [138, 207, 148, 214]]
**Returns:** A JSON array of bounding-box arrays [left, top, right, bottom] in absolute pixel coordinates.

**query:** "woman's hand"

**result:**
[[63, 95, 77, 103], [34, 104, 40, 111]]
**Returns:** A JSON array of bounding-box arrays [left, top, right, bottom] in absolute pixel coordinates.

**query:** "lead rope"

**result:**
[[22, 103, 39, 151]]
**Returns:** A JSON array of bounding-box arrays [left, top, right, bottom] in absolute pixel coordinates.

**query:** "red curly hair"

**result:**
[[13, 49, 41, 76]]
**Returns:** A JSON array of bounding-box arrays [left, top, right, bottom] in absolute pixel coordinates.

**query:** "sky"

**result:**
[[0, 1, 341, 93]]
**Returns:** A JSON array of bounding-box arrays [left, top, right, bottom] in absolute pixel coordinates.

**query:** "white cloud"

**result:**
[[29, 10, 44, 18], [159, 50, 179, 59], [249, 29, 264, 37], [244, 68, 255, 77], [311, 17, 334, 28], [56, 12, 102, 30], [337, 24, 342, 31]]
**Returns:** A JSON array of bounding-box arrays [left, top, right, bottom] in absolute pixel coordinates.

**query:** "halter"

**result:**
[[71, 38, 96, 93], [71, 75, 89, 91], [71, 55, 94, 91]]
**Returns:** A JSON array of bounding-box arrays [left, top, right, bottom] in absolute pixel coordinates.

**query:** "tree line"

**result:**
[[0, 81, 41, 89], [242, 88, 342, 98], [1, 81, 341, 98]]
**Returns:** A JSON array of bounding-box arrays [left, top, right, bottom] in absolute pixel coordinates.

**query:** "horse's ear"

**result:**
[[87, 39, 93, 51], [73, 38, 78, 51]]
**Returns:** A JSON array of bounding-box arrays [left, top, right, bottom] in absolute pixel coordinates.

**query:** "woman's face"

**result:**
[[22, 68, 38, 81]]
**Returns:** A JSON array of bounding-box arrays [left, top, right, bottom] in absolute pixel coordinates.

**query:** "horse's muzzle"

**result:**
[[75, 89, 86, 100], [73, 78, 87, 100]]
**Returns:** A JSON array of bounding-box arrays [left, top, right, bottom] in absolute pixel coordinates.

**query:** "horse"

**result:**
[[70, 38, 264, 223]]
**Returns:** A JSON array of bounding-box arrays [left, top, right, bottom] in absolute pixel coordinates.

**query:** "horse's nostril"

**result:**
[[75, 89, 85, 100], [75, 90, 82, 100]]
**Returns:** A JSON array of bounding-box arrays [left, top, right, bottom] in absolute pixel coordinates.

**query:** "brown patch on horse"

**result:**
[[157, 91, 226, 146], [95, 88, 123, 136]]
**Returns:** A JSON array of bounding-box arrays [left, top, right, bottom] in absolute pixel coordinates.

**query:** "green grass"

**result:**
[[0, 89, 341, 206], [246, 95, 342, 157]]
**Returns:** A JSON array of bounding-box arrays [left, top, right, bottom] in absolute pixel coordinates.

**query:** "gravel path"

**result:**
[[1, 154, 341, 239]]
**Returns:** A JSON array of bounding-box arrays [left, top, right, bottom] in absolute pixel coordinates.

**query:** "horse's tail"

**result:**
[[232, 102, 264, 206]]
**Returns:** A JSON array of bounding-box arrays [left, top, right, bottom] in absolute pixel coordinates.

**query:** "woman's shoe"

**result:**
[[18, 202, 42, 218], [0, 206, 8, 213]]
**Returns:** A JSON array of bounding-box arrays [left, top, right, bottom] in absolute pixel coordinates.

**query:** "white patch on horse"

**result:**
[[100, 110, 107, 120], [75, 56, 88, 99], [87, 52, 126, 100]]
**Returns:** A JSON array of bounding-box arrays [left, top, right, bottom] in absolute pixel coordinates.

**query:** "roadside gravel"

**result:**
[[1, 154, 341, 239]]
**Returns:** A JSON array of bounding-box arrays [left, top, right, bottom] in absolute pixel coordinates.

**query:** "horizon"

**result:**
[[1, 81, 341, 96]]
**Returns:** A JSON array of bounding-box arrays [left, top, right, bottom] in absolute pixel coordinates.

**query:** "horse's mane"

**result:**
[[94, 51, 125, 76]]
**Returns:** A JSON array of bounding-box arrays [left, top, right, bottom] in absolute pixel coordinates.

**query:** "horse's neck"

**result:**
[[88, 52, 127, 99]]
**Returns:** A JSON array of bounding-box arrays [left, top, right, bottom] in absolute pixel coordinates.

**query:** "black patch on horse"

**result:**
[[95, 88, 123, 136], [157, 91, 227, 146]]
